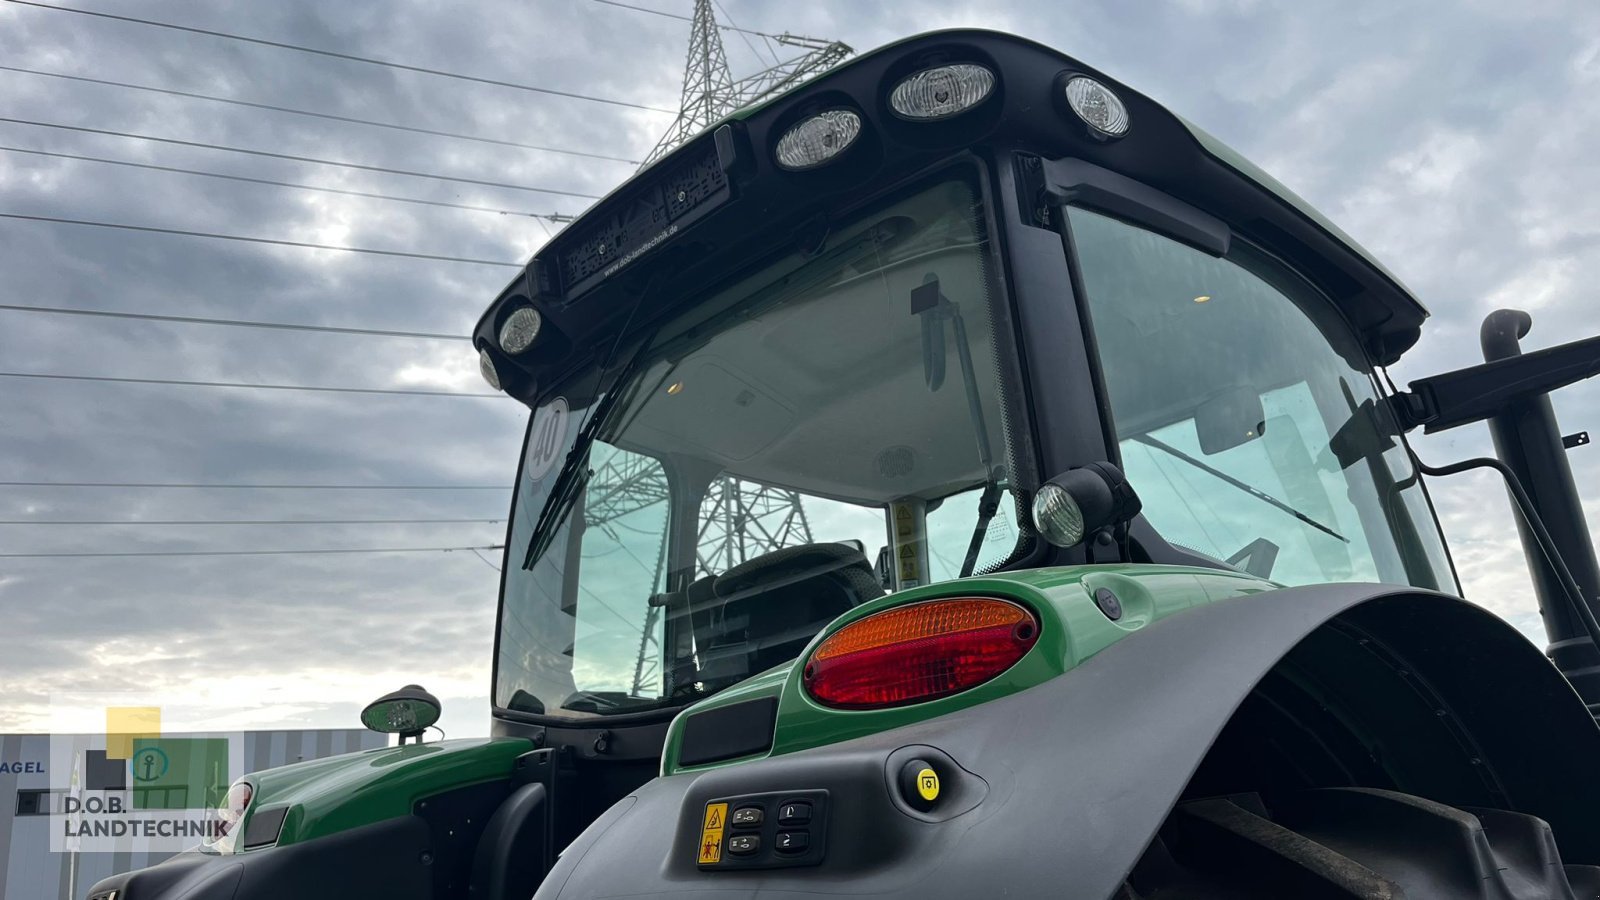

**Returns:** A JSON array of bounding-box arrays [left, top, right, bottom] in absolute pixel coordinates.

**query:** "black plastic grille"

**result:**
[[662, 148, 728, 220], [559, 144, 730, 297]]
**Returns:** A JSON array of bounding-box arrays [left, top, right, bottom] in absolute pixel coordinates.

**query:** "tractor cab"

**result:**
[[465, 30, 1478, 874], [483, 54, 1459, 749]]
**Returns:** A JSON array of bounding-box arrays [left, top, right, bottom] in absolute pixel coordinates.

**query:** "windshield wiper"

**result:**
[[520, 339, 655, 571], [1131, 433, 1349, 544]]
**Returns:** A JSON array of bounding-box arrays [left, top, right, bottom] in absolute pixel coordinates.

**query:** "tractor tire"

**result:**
[[1121, 787, 1600, 899]]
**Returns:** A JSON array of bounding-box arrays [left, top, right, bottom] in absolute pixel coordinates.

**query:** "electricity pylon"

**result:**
[[585, 457, 815, 696], [586, 1, 841, 692], [694, 477, 814, 577], [642, 0, 852, 167]]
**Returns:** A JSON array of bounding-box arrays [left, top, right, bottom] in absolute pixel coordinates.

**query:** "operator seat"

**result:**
[[665, 543, 884, 693], [711, 542, 885, 677]]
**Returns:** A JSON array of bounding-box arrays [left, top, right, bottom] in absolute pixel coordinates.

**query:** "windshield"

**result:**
[[496, 173, 1030, 718], [1066, 206, 1456, 591]]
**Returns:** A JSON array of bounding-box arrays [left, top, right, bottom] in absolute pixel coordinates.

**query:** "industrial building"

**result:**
[[0, 728, 384, 900]]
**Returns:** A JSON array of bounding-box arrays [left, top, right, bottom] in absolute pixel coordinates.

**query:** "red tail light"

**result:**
[[802, 597, 1039, 709]]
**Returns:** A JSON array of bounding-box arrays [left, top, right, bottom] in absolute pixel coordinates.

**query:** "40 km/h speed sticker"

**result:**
[[524, 397, 569, 484]]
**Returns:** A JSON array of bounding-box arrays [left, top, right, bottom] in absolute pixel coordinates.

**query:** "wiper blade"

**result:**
[[520, 341, 654, 571], [1131, 434, 1349, 544], [520, 454, 592, 571]]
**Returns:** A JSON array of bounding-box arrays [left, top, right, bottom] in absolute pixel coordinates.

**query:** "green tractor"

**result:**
[[92, 29, 1600, 900]]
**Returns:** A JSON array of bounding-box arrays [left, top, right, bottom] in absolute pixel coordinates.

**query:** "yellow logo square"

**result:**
[[105, 707, 161, 760]]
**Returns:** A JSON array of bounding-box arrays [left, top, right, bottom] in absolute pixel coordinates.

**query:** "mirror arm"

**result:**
[[1390, 332, 1600, 433]]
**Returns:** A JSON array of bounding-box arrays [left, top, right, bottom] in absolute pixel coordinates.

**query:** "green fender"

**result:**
[[240, 737, 530, 848]]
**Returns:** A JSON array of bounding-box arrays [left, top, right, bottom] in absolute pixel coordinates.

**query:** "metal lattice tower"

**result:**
[[585, 458, 817, 695], [585, 453, 672, 527], [642, 0, 852, 166], [695, 477, 814, 577], [596, 5, 841, 689], [583, 453, 672, 695]]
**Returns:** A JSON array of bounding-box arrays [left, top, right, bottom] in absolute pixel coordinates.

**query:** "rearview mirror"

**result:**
[[1195, 386, 1266, 455], [1393, 310, 1600, 433], [360, 684, 441, 744]]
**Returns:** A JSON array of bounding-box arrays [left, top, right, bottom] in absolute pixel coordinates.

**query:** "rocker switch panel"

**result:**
[[695, 790, 827, 871]]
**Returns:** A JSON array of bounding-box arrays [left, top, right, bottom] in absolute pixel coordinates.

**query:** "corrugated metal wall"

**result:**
[[0, 729, 387, 900]]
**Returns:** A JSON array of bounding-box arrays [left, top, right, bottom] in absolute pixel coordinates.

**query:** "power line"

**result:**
[[590, 0, 777, 38], [592, 0, 695, 23], [712, 0, 779, 67], [470, 547, 503, 572], [0, 65, 642, 165], [579, 583, 646, 632], [0, 118, 602, 200], [0, 146, 577, 221], [0, 518, 502, 525], [0, 481, 508, 490], [0, 303, 469, 341], [0, 544, 505, 559], [4, 0, 676, 114], [0, 370, 502, 398], [0, 213, 521, 268], [760, 33, 783, 67]]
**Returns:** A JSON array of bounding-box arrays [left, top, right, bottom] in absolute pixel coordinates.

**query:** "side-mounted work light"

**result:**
[[1032, 461, 1142, 549]]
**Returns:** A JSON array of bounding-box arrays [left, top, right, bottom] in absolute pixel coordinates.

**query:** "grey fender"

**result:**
[[537, 584, 1600, 900]]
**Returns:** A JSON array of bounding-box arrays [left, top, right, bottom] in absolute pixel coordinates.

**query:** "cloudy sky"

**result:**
[[2, 0, 1598, 740]]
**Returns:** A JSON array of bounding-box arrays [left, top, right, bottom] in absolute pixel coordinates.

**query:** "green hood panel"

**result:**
[[661, 564, 1276, 774], [243, 737, 530, 848]]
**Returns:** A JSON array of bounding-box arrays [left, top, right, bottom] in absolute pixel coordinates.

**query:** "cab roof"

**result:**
[[476, 29, 1430, 406], [695, 29, 1423, 320]]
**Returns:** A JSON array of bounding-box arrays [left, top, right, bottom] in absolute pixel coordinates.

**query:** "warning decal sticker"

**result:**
[[698, 802, 728, 864]]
